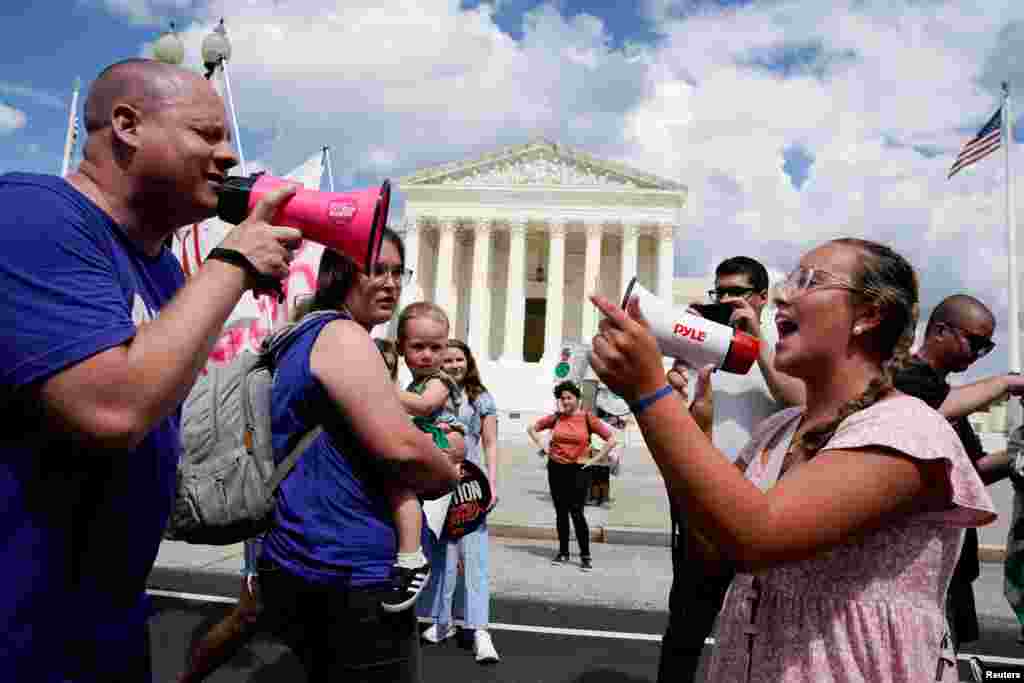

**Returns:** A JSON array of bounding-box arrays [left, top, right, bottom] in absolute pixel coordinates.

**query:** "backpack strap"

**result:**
[[266, 425, 324, 493], [257, 311, 343, 493]]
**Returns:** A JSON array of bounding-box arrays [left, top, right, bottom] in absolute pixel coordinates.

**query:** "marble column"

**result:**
[[469, 220, 492, 360], [391, 216, 421, 338], [434, 218, 457, 318], [581, 222, 603, 339], [501, 219, 528, 362], [619, 223, 639, 301], [543, 220, 567, 363], [657, 223, 676, 301]]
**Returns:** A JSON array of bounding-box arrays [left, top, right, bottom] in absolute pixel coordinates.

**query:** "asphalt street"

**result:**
[[149, 592, 665, 683], [147, 569, 1024, 683]]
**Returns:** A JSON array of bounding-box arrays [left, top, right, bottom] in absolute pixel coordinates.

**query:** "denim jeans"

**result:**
[[417, 520, 490, 630]]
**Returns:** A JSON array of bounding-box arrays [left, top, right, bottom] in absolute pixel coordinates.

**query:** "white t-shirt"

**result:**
[[698, 306, 782, 462]]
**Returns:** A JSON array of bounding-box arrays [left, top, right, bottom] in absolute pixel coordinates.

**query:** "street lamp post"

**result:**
[[201, 19, 246, 174], [152, 22, 185, 66]]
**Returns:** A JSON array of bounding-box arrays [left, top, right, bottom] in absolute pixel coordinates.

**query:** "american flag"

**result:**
[[948, 107, 1002, 179]]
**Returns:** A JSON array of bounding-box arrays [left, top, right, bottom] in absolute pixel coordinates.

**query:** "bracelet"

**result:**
[[207, 247, 260, 279], [628, 384, 674, 415], [206, 247, 285, 302]]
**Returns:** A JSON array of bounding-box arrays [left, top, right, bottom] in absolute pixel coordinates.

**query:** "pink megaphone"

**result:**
[[217, 173, 391, 274]]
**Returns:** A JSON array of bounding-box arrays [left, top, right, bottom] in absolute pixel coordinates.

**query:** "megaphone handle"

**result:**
[[252, 274, 285, 303]]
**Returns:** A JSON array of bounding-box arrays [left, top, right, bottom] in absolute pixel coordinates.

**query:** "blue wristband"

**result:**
[[629, 384, 674, 415]]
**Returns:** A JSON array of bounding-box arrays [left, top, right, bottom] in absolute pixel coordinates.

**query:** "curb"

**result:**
[[492, 527, 1014, 562], [489, 523, 670, 547]]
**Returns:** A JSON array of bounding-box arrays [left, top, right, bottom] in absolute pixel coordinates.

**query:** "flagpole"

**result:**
[[60, 77, 81, 177], [323, 145, 335, 192], [219, 60, 247, 176], [1007, 82, 1020, 376], [1004, 81, 1024, 442]]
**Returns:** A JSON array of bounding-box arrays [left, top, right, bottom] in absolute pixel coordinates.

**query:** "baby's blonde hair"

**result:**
[[396, 302, 450, 348]]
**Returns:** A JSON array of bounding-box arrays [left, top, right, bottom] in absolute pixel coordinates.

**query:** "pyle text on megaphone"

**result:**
[[621, 276, 760, 374]]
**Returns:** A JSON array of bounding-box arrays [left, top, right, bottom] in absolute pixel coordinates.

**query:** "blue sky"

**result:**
[[5, 1, 1024, 382]]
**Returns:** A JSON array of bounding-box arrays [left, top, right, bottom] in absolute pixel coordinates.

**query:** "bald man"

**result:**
[[893, 294, 1024, 654], [0, 59, 300, 682]]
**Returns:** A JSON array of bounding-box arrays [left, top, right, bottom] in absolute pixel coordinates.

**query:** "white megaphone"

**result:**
[[622, 276, 760, 374]]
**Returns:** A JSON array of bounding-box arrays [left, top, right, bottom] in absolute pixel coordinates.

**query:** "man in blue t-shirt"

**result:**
[[0, 59, 302, 682]]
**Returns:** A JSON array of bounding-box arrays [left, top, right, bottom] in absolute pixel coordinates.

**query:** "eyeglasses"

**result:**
[[773, 267, 861, 300], [369, 263, 413, 286], [707, 286, 758, 301], [941, 322, 995, 358]]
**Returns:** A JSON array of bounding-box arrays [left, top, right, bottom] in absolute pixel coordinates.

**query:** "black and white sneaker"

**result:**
[[381, 562, 431, 613]]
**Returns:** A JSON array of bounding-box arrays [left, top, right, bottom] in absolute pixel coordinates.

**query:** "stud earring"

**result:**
[[853, 326, 863, 335]]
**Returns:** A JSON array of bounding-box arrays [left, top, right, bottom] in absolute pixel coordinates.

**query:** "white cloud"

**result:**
[[134, 1, 647, 183], [617, 0, 1024, 380], [90, 0, 195, 25], [0, 103, 27, 134], [86, 0, 1024, 381]]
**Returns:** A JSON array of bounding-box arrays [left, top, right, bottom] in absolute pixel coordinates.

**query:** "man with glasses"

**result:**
[[658, 256, 803, 683], [893, 294, 1024, 654]]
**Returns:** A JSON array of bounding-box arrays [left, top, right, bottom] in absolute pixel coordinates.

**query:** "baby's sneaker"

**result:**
[[422, 623, 457, 644], [381, 562, 430, 613]]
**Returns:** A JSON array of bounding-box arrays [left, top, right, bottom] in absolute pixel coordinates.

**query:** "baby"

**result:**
[[380, 302, 464, 612]]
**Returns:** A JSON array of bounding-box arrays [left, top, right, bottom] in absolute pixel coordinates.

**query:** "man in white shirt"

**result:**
[[658, 256, 803, 683]]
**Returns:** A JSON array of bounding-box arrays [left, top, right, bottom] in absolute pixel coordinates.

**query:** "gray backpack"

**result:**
[[165, 311, 339, 545]]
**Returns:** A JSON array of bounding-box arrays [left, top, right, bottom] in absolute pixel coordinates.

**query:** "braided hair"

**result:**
[[782, 238, 919, 473]]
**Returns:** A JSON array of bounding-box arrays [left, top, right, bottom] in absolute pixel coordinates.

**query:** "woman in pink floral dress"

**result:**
[[588, 238, 996, 682]]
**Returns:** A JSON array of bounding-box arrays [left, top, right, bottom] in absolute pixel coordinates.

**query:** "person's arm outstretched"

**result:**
[[941, 374, 1024, 419], [37, 186, 301, 452], [588, 294, 969, 573]]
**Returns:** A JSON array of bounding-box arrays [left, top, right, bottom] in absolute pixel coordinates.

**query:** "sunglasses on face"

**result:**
[[943, 323, 995, 358], [707, 286, 758, 301], [369, 264, 413, 285]]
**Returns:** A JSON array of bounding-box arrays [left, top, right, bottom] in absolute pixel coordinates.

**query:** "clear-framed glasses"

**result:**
[[370, 263, 413, 286], [941, 322, 995, 358], [707, 286, 758, 302], [772, 267, 860, 300]]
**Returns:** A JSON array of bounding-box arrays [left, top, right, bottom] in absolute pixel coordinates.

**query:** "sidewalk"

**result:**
[[152, 428, 1018, 595], [153, 432, 675, 606]]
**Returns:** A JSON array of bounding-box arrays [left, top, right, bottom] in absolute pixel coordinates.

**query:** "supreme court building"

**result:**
[[392, 140, 688, 411]]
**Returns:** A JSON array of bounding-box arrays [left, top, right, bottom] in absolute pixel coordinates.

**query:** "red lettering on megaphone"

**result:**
[[327, 200, 358, 223], [672, 323, 707, 343]]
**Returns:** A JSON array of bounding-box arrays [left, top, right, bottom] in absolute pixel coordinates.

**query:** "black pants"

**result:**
[[257, 557, 420, 683], [658, 513, 734, 683], [588, 465, 611, 504], [547, 460, 591, 558], [68, 623, 152, 682]]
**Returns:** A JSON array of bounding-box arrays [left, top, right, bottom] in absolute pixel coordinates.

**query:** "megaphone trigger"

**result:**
[[252, 273, 285, 303]]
